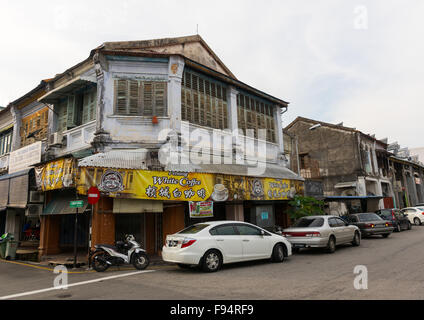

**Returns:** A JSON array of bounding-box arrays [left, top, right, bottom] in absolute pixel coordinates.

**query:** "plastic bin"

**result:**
[[5, 240, 19, 260], [0, 233, 14, 259]]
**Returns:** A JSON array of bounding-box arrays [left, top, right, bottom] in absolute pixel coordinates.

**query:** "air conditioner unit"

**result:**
[[49, 132, 63, 146], [29, 191, 44, 203], [26, 204, 43, 217]]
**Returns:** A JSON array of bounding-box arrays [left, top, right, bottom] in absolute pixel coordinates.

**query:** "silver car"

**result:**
[[282, 215, 361, 253]]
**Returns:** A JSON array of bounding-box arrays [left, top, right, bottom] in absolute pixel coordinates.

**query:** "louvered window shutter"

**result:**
[[153, 82, 166, 117], [57, 100, 68, 132], [128, 80, 140, 115], [142, 82, 153, 116], [66, 95, 77, 129], [115, 79, 128, 115]]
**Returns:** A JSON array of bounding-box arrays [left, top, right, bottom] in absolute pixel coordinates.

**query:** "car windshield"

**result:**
[[178, 224, 209, 234], [416, 207, 424, 211], [292, 217, 324, 228], [378, 210, 392, 218], [358, 213, 382, 222]]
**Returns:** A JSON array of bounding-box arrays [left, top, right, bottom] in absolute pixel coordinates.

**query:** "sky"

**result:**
[[0, 0, 423, 148]]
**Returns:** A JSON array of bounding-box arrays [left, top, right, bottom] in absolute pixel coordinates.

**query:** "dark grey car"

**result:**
[[345, 213, 394, 238]]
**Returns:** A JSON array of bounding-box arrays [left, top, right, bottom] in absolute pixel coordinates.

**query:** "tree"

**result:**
[[288, 195, 325, 221]]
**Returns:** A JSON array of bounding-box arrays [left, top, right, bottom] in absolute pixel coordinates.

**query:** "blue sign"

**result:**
[[261, 212, 269, 220]]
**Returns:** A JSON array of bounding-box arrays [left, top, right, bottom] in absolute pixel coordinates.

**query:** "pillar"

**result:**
[[90, 197, 115, 250], [38, 215, 61, 259], [168, 56, 184, 133]]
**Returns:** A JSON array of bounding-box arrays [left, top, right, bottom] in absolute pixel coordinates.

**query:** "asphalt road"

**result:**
[[1, 225, 424, 300]]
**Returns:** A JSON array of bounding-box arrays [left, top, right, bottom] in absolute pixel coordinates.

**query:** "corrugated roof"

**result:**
[[78, 149, 149, 169], [79, 150, 303, 180]]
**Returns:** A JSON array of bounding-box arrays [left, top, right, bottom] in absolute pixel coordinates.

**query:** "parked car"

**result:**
[[162, 221, 292, 272], [345, 213, 394, 238], [375, 208, 411, 232], [282, 215, 361, 254], [401, 207, 424, 226]]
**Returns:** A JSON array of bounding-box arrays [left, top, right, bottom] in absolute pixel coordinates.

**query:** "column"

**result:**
[[90, 197, 115, 250], [168, 56, 185, 133], [273, 105, 284, 154], [10, 105, 21, 152]]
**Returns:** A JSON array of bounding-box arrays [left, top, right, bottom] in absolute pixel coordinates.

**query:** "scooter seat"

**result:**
[[98, 244, 117, 251]]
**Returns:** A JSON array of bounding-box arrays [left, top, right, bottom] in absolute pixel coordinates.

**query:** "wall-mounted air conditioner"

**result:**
[[29, 191, 44, 203], [26, 204, 43, 217], [49, 132, 63, 146]]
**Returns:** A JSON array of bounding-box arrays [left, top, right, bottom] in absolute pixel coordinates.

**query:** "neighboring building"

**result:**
[[0, 80, 51, 255], [387, 143, 424, 208], [2, 35, 303, 260], [285, 117, 395, 215]]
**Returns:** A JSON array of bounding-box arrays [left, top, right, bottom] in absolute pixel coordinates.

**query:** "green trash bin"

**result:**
[[5, 240, 19, 260]]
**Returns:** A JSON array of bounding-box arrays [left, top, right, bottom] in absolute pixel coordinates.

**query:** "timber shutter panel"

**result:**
[[114, 79, 167, 116], [181, 69, 228, 130]]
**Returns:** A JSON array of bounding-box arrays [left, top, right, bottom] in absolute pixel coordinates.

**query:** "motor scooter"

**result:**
[[91, 234, 149, 272]]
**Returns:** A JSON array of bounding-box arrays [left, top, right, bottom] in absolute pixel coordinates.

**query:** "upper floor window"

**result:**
[[181, 69, 228, 130], [0, 129, 12, 156], [237, 93, 276, 143], [21, 107, 49, 147], [114, 79, 167, 117], [57, 87, 97, 132]]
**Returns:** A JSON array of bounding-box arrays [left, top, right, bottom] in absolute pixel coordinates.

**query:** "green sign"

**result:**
[[69, 200, 84, 208]]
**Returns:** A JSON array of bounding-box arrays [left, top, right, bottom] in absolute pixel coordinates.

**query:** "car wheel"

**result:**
[[407, 222, 412, 230], [201, 250, 222, 273], [272, 244, 285, 263], [414, 218, 421, 226], [326, 237, 336, 253], [352, 231, 360, 246], [382, 233, 390, 238]]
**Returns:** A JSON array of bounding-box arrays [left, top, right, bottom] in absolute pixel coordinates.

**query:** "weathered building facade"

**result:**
[[285, 117, 395, 215], [1, 35, 304, 261]]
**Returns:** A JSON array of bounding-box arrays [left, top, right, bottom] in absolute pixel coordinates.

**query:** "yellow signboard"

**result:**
[[77, 167, 304, 202], [35, 158, 76, 191]]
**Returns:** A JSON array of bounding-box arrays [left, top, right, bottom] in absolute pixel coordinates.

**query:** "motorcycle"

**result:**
[[91, 234, 150, 272]]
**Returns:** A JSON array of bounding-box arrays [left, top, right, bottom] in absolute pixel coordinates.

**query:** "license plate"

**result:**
[[293, 244, 306, 248]]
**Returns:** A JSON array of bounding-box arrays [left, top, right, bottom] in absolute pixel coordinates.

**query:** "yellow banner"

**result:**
[[35, 158, 76, 191], [77, 167, 304, 202]]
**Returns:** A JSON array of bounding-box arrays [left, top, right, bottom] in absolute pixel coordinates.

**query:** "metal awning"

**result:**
[[324, 196, 384, 202], [78, 149, 149, 169], [38, 76, 96, 104], [42, 196, 88, 215], [334, 182, 357, 189], [78, 150, 304, 181]]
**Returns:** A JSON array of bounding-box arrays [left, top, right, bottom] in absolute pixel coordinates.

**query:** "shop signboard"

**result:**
[[8, 141, 42, 174], [189, 201, 214, 218], [76, 168, 304, 202], [35, 158, 76, 191]]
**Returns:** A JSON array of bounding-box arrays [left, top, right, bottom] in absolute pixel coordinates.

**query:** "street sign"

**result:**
[[70, 200, 84, 208], [87, 186, 100, 205]]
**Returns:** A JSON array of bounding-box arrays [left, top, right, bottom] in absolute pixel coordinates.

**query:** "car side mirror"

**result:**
[[260, 230, 265, 236]]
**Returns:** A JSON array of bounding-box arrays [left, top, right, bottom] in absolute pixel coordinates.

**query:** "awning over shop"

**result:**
[[78, 149, 149, 170], [334, 182, 357, 189], [42, 195, 88, 215], [0, 168, 33, 208], [37, 76, 96, 104], [324, 196, 384, 202], [78, 150, 304, 181], [113, 199, 163, 213]]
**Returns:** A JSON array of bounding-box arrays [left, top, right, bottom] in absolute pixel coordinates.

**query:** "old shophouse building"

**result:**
[[285, 117, 424, 215], [0, 35, 303, 261]]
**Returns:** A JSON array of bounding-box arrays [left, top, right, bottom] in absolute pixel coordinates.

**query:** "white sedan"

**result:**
[[162, 221, 292, 272], [401, 207, 424, 226]]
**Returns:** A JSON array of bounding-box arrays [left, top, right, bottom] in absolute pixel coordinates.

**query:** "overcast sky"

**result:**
[[1, 0, 423, 148]]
